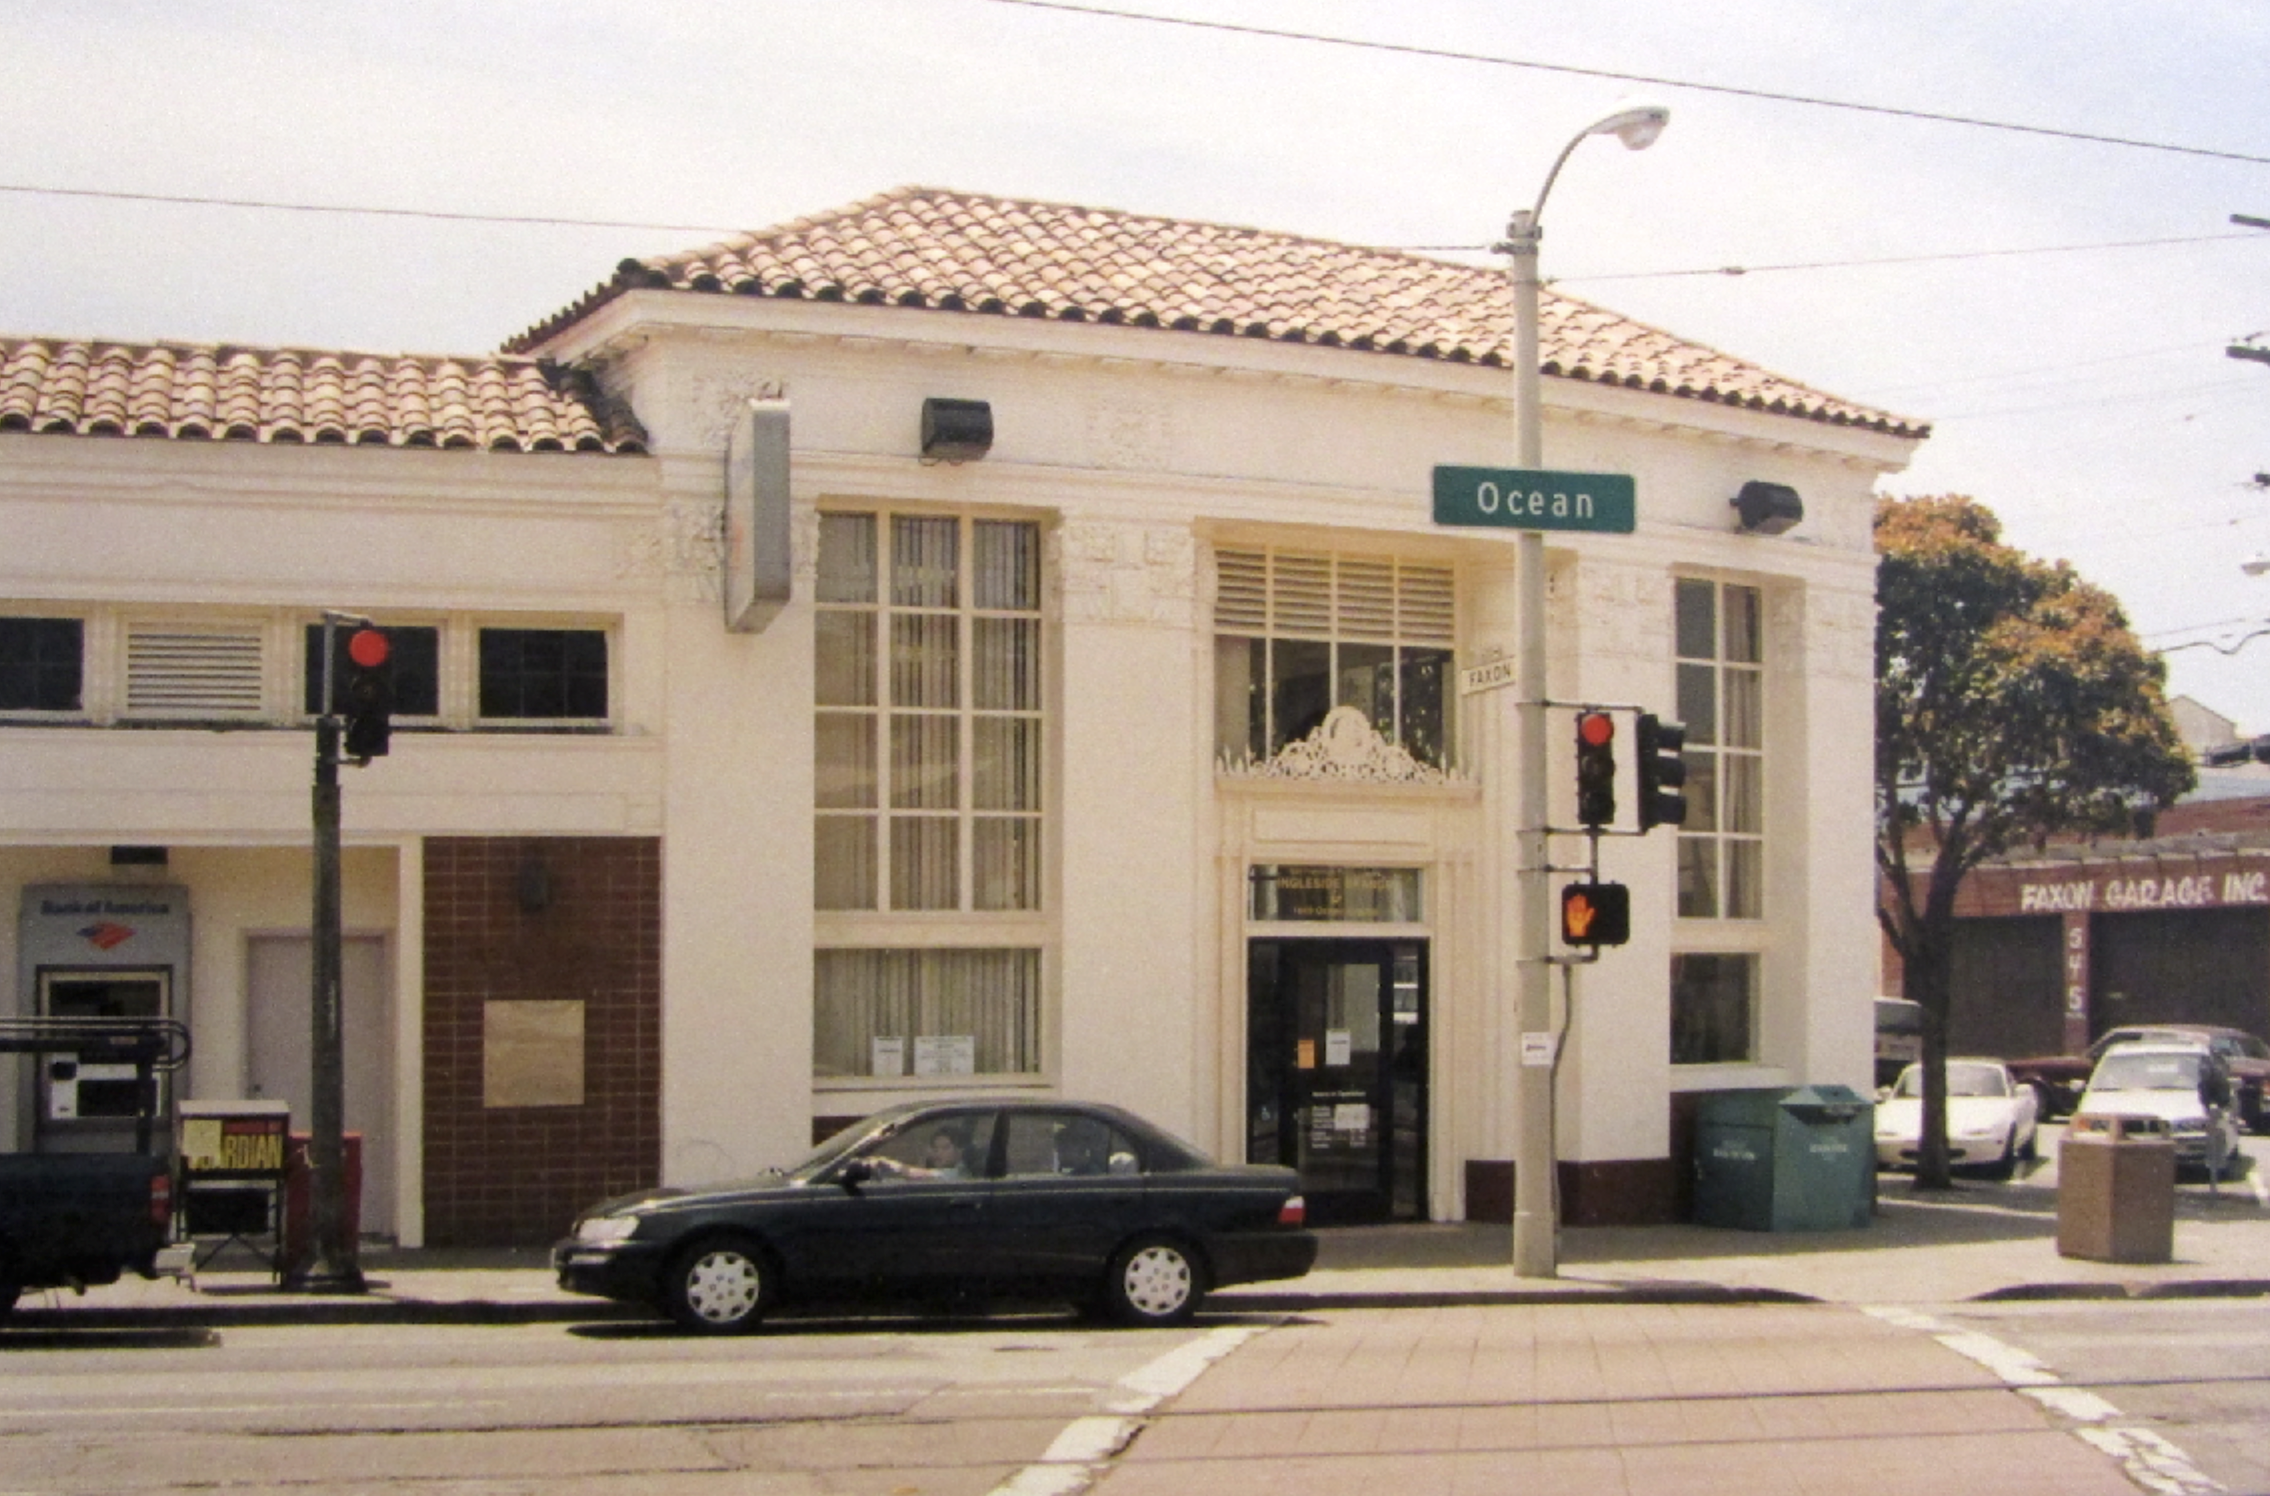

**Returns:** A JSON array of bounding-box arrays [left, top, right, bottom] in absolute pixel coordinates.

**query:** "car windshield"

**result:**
[[783, 1113, 902, 1180], [1891, 1063, 2008, 1099], [2090, 1052, 2204, 1091]]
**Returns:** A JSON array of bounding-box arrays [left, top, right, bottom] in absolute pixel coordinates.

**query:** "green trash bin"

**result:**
[[1694, 1085, 1874, 1231]]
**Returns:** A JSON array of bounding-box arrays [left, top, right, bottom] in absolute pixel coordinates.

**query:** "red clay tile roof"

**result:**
[[512, 186, 1925, 440], [0, 339, 646, 454]]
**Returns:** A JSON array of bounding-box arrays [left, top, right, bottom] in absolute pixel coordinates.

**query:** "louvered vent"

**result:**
[[126, 625, 264, 715], [1337, 558, 1396, 640], [1398, 565, 1456, 642], [1271, 553, 1333, 635], [1215, 548, 1267, 633]]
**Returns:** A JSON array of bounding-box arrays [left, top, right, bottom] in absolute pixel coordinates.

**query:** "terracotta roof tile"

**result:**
[[0, 339, 647, 454], [511, 186, 1925, 440]]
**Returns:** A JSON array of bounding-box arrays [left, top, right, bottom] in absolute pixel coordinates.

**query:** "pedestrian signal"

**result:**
[[1560, 881, 1631, 947]]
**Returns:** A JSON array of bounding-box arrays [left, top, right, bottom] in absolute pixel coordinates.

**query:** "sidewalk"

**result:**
[[13, 1166, 2269, 1328]]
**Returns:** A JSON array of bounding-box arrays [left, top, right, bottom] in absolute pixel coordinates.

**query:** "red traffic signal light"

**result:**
[[1560, 881, 1631, 947], [340, 627, 393, 762], [1574, 711, 1616, 828]]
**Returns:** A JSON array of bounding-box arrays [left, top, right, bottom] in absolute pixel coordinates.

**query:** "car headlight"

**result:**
[[1956, 1123, 2000, 1139], [575, 1213, 643, 1245]]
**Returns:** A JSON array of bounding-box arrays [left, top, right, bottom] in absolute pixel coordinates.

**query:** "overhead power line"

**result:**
[[975, 0, 2270, 166], [0, 181, 743, 236], [1550, 232, 2262, 284]]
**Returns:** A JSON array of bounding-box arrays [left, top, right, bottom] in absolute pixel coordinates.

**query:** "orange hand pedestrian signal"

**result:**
[[1560, 881, 1631, 947]]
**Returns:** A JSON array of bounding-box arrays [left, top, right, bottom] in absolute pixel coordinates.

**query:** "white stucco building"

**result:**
[[1, 187, 1924, 1244]]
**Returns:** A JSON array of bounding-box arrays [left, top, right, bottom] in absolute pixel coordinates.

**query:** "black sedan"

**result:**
[[553, 1098, 1317, 1332]]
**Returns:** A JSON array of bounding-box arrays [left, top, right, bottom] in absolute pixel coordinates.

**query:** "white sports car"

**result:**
[[1874, 1059, 2040, 1177]]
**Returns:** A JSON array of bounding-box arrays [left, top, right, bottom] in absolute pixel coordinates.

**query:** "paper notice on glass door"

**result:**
[[1324, 1029, 1352, 1066]]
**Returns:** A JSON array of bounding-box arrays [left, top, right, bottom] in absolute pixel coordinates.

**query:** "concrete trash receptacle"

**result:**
[[2058, 1113, 2175, 1263], [1694, 1085, 1874, 1232]]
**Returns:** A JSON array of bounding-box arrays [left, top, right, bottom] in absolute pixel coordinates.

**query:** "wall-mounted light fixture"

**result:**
[[920, 398, 993, 462], [1731, 480, 1803, 536]]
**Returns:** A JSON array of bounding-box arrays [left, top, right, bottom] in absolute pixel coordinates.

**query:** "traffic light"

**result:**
[[339, 626, 393, 762], [1635, 713, 1688, 831], [1574, 710, 1616, 828], [1560, 881, 1631, 947]]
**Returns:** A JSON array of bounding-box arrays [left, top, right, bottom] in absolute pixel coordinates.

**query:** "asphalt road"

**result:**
[[0, 1312, 1244, 1495], [1933, 1299, 2270, 1496]]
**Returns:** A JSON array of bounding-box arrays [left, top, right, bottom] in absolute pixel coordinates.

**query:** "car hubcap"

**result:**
[[1123, 1246, 1191, 1317], [685, 1251, 761, 1323]]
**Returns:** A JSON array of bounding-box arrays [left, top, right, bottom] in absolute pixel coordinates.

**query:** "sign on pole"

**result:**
[[1433, 466, 1636, 534]]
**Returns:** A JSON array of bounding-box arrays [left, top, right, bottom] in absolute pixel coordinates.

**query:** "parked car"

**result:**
[[1873, 1059, 2040, 1177], [554, 1098, 1317, 1333], [1873, 998, 1923, 1090], [2073, 1042, 2243, 1177], [2008, 1024, 2270, 1132]]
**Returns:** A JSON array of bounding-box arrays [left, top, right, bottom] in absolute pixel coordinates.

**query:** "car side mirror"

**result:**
[[837, 1159, 875, 1189]]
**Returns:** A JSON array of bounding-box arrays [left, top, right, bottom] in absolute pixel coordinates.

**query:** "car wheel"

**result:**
[[2019, 1126, 2039, 1163], [664, 1237, 773, 1334], [1102, 1235, 1203, 1327], [1985, 1136, 2018, 1181]]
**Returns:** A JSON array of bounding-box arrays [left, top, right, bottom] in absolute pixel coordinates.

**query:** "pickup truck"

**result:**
[[0, 1017, 194, 1318], [2007, 1023, 2270, 1133]]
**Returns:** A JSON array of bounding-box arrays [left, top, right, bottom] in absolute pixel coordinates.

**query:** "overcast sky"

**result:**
[[4, 1, 2265, 727]]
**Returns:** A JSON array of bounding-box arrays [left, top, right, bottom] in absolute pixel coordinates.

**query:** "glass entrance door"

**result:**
[[1246, 939, 1426, 1224]]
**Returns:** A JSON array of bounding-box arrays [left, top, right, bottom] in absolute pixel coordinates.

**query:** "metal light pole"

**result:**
[[1505, 102, 1669, 1278]]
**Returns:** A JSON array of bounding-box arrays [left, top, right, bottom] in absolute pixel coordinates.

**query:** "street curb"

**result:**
[[1972, 1277, 2270, 1302], [10, 1277, 2270, 1331]]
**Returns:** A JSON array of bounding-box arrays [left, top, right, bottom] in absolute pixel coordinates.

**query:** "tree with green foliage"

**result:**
[[1876, 495, 2194, 1189]]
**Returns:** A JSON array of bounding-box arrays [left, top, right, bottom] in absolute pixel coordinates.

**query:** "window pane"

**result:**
[[815, 611, 877, 707], [892, 516, 959, 608], [1724, 667, 1762, 749], [1677, 662, 1717, 745], [818, 514, 878, 604], [1683, 749, 1719, 830], [1675, 578, 1716, 659], [973, 520, 1040, 610], [814, 948, 1040, 1077], [479, 629, 607, 719], [1271, 637, 1331, 752], [890, 714, 959, 809], [1723, 585, 1762, 664], [1724, 753, 1762, 834], [1677, 836, 1718, 918], [890, 816, 959, 909], [890, 615, 959, 708], [1398, 646, 1453, 768], [974, 817, 1040, 910], [973, 716, 1040, 810], [816, 713, 877, 809], [1671, 953, 1754, 1064], [815, 816, 878, 911], [1336, 642, 1395, 741], [1215, 635, 1265, 764], [0, 617, 84, 712], [1726, 839, 1764, 919], [972, 617, 1040, 711]]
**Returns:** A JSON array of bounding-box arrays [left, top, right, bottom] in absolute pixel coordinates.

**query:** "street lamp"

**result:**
[[1504, 100, 1669, 1279]]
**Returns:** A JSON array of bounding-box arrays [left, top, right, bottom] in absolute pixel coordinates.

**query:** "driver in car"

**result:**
[[872, 1125, 970, 1180]]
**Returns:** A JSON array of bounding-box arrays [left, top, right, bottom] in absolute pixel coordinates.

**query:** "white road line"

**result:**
[[1862, 1306, 2225, 1495], [987, 1325, 1264, 1496]]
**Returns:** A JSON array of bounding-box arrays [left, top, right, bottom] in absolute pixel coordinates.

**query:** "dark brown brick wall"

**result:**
[[423, 836, 661, 1246]]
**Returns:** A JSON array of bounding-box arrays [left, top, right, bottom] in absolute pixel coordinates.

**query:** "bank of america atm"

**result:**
[[12, 884, 189, 1156]]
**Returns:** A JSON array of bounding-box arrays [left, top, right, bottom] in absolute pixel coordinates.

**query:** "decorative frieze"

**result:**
[[1220, 704, 1459, 786], [1055, 520, 1197, 627]]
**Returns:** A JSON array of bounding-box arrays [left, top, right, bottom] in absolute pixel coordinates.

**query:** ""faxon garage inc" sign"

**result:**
[[2018, 869, 2270, 914]]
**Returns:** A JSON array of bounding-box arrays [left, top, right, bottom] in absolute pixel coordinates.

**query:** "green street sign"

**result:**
[[1432, 466, 1636, 534]]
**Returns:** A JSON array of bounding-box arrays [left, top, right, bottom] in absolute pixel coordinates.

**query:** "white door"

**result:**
[[246, 936, 395, 1238]]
